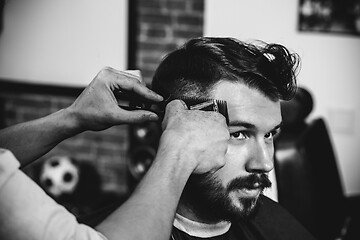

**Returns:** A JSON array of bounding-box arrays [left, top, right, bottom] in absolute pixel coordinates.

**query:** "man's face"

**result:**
[[182, 81, 282, 222]]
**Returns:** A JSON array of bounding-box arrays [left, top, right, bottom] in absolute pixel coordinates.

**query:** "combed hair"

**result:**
[[151, 37, 300, 101]]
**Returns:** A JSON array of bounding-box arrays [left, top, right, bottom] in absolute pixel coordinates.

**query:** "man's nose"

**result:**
[[245, 140, 274, 173]]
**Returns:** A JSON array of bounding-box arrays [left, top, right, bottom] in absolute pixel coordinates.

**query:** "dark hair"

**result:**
[[151, 37, 300, 101]]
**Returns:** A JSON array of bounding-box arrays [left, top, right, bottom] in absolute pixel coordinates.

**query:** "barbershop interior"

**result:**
[[0, 0, 360, 240]]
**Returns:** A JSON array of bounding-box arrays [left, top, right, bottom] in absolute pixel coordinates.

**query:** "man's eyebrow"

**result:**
[[228, 121, 256, 129], [229, 121, 283, 131]]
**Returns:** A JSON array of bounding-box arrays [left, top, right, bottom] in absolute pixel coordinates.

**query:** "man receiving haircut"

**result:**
[[151, 37, 316, 240]]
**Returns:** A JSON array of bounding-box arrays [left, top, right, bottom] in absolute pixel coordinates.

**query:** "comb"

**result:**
[[119, 95, 229, 125]]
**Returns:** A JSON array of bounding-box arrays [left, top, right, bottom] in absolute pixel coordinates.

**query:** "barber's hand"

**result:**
[[157, 100, 229, 174], [67, 67, 163, 132]]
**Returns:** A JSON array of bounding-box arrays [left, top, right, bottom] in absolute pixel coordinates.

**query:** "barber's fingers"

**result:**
[[101, 67, 163, 102], [112, 109, 159, 124], [123, 70, 141, 81]]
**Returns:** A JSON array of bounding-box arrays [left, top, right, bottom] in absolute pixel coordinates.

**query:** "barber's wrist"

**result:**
[[150, 152, 194, 195], [57, 107, 86, 136], [155, 134, 198, 176]]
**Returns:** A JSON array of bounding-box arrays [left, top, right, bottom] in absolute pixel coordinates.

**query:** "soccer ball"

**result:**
[[39, 156, 80, 198]]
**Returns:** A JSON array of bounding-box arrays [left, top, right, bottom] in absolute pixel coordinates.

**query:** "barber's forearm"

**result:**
[[95, 152, 194, 240], [0, 108, 82, 167], [0, 150, 107, 240]]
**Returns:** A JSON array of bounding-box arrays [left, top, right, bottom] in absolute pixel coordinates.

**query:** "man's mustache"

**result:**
[[227, 174, 272, 192]]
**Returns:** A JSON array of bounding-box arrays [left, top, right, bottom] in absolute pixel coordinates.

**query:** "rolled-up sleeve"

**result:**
[[0, 149, 108, 240]]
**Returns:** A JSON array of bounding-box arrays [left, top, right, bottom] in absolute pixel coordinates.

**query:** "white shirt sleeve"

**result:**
[[0, 149, 108, 240]]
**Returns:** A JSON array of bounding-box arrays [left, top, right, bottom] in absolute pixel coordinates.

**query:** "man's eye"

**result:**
[[230, 131, 246, 140]]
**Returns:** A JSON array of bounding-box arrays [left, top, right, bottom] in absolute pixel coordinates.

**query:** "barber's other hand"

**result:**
[[66, 67, 163, 132], [157, 100, 229, 174]]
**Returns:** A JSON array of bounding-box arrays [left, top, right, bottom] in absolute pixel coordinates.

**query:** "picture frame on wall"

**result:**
[[298, 0, 360, 36]]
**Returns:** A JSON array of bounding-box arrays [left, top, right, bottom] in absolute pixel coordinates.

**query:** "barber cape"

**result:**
[[171, 195, 317, 240]]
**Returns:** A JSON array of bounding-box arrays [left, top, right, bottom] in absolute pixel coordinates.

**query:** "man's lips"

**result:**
[[229, 187, 262, 202], [235, 187, 262, 198]]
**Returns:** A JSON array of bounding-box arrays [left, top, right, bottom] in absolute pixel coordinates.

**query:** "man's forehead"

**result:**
[[211, 81, 282, 128]]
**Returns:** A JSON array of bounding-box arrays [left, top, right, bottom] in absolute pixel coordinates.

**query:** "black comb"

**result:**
[[118, 95, 229, 125]]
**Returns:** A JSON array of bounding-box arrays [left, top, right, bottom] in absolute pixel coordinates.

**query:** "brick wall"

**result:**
[[136, 0, 204, 85], [0, 0, 204, 196], [0, 92, 129, 195]]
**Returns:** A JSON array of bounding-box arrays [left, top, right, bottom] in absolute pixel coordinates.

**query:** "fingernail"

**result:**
[[148, 114, 159, 121], [155, 94, 164, 101]]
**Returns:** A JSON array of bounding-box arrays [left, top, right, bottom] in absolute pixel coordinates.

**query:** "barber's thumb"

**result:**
[[165, 99, 188, 114], [162, 100, 188, 126]]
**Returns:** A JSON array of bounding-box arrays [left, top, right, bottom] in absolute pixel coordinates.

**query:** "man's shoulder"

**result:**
[[231, 195, 317, 240]]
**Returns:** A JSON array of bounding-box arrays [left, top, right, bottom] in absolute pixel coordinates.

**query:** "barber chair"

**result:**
[[274, 87, 356, 240], [275, 118, 348, 240]]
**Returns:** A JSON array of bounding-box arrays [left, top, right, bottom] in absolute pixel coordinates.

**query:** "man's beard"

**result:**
[[180, 172, 272, 222]]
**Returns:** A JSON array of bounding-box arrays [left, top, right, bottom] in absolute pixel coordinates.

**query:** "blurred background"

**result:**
[[0, 0, 359, 239]]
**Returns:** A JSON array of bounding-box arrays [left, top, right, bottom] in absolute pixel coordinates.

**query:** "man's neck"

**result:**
[[174, 203, 232, 238], [177, 203, 205, 223], [177, 202, 222, 224]]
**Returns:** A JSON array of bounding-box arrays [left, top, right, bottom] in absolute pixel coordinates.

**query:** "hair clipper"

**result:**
[[119, 95, 229, 125]]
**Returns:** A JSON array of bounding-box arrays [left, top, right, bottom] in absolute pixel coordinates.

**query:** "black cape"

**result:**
[[79, 194, 316, 240], [171, 195, 317, 240]]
